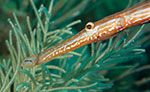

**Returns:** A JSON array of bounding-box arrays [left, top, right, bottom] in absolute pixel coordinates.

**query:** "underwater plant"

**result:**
[[0, 0, 150, 92]]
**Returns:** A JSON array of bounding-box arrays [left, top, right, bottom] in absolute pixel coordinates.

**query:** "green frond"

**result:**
[[0, 0, 150, 92]]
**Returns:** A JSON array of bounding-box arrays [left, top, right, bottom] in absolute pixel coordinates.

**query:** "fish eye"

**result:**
[[85, 22, 95, 31]]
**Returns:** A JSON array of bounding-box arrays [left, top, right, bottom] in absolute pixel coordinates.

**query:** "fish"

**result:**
[[22, 1, 150, 67]]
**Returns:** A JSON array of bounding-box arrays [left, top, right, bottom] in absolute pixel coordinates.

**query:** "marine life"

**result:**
[[22, 1, 150, 67]]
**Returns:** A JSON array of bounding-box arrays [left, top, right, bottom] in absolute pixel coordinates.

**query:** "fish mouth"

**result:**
[[22, 55, 39, 67]]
